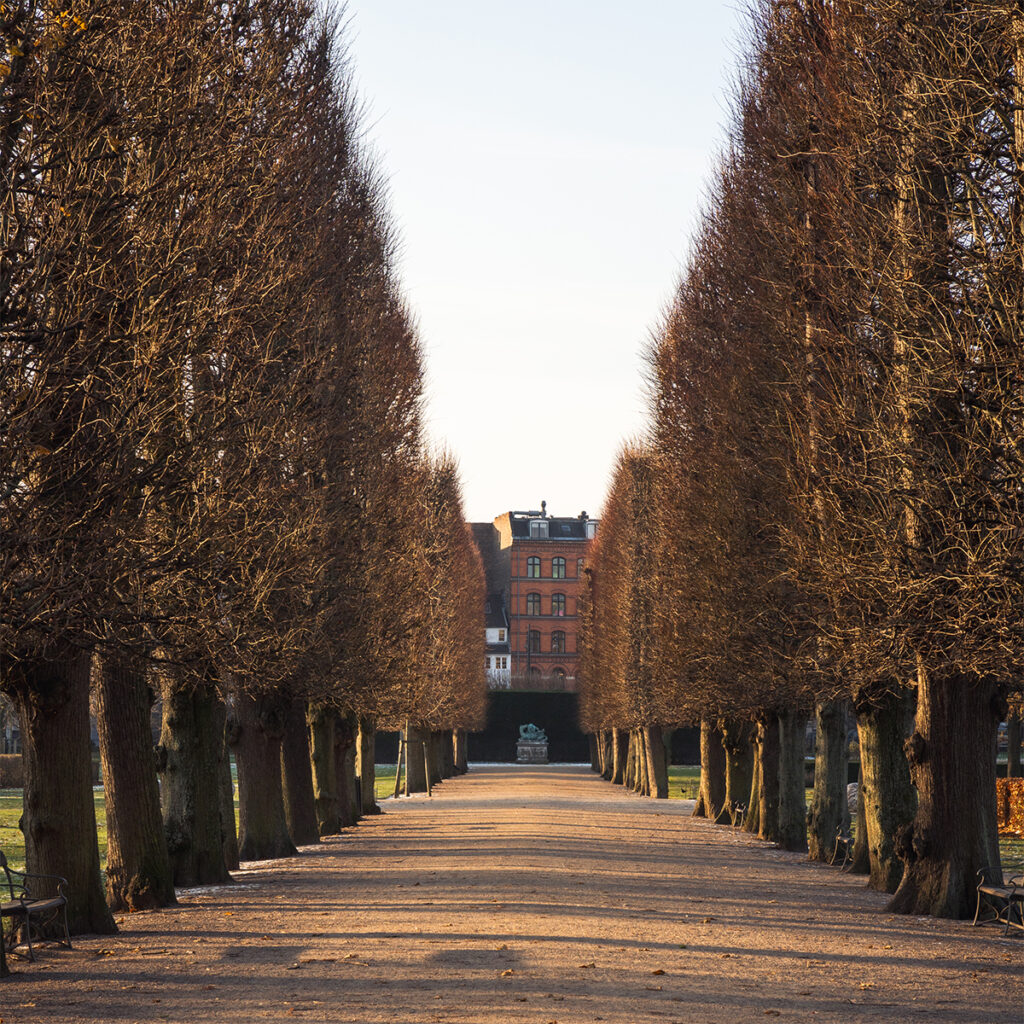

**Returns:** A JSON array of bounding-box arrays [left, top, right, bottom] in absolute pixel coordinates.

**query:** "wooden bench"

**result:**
[[0, 851, 72, 961], [972, 866, 1023, 936]]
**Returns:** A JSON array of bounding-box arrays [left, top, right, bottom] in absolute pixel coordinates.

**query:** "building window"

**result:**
[[529, 666, 542, 681], [530, 519, 549, 538], [552, 557, 566, 579], [528, 629, 541, 653], [499, 657, 508, 669], [498, 629, 505, 641], [526, 592, 541, 615], [551, 593, 566, 617], [551, 631, 565, 653], [527, 556, 541, 578], [485, 657, 491, 669]]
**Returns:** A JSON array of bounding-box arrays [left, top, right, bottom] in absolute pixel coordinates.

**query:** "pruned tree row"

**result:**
[[0, 0, 483, 958], [580, 0, 1024, 920]]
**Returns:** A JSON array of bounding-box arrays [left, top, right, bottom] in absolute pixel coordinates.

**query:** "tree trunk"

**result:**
[[855, 686, 916, 892], [777, 709, 808, 852], [611, 728, 628, 785], [1008, 711, 1021, 778], [643, 726, 668, 798], [889, 672, 1003, 919], [849, 761, 870, 874], [808, 699, 850, 862], [744, 726, 761, 834], [231, 691, 296, 862], [589, 734, 600, 772], [694, 717, 726, 819], [357, 718, 381, 814], [218, 741, 239, 871], [757, 716, 781, 844], [403, 723, 428, 794], [159, 674, 232, 887], [601, 731, 614, 780], [635, 729, 649, 795], [717, 719, 753, 825], [624, 731, 636, 789], [94, 651, 175, 911], [453, 728, 469, 774], [308, 704, 339, 835], [335, 710, 360, 826], [280, 698, 319, 845], [7, 648, 116, 935]]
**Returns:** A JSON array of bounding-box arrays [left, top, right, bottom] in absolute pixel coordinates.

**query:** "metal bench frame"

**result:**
[[0, 851, 72, 961], [830, 826, 854, 870], [972, 866, 1023, 936]]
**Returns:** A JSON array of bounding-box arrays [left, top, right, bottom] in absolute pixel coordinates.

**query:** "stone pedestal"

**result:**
[[517, 741, 548, 764]]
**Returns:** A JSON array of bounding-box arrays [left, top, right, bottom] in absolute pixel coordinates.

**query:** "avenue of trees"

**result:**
[[580, 0, 1024, 920], [0, 0, 484, 971]]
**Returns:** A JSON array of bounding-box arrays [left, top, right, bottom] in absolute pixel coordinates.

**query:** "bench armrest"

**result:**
[[7, 869, 69, 901]]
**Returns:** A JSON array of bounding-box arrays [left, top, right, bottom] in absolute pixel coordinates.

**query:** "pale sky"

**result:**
[[339, 2, 748, 522]]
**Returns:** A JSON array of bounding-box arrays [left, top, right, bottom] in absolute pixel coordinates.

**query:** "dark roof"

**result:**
[[484, 592, 508, 629], [486, 642, 510, 654], [509, 515, 589, 540]]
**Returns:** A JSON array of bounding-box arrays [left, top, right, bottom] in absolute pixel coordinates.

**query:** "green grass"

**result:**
[[0, 788, 107, 875], [374, 764, 397, 800], [668, 764, 701, 799]]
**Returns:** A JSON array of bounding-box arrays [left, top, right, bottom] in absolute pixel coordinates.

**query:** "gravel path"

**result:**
[[3, 765, 1020, 1023]]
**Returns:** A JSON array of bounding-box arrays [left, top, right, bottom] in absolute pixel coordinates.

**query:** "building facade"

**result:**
[[472, 504, 597, 692]]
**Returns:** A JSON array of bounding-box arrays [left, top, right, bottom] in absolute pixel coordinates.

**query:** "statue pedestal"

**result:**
[[516, 741, 548, 764]]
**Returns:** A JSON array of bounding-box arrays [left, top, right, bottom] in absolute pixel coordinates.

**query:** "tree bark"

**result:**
[[889, 672, 1003, 918], [611, 728, 628, 785], [357, 718, 381, 814], [777, 709, 808, 852], [231, 691, 296, 862], [453, 728, 469, 774], [335, 710, 360, 826], [1008, 711, 1021, 779], [7, 648, 116, 935], [403, 723, 428, 794], [635, 729, 650, 795], [589, 734, 600, 772], [744, 726, 761, 834], [94, 651, 175, 911], [694, 717, 726, 819], [849, 761, 870, 874], [308, 704, 339, 835], [757, 716, 781, 844], [624, 731, 636, 790], [643, 726, 668, 798], [601, 731, 614, 780], [855, 686, 916, 892], [280, 697, 319, 845], [808, 699, 850, 862], [158, 674, 232, 887], [218, 740, 239, 871], [717, 719, 753, 825]]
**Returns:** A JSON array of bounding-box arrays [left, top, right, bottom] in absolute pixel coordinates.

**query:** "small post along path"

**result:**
[[6, 766, 1019, 1023]]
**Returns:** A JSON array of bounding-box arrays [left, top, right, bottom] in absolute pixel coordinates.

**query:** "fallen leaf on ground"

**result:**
[[651, 968, 665, 975], [500, 969, 514, 977], [578, 962, 596, 969]]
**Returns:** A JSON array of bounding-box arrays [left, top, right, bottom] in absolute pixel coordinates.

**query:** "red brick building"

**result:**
[[472, 504, 597, 692]]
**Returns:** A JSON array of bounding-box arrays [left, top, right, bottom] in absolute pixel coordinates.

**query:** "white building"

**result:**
[[484, 592, 511, 689]]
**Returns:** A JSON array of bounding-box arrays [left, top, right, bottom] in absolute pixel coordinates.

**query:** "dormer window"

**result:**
[[498, 629, 505, 642], [530, 519, 549, 538]]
